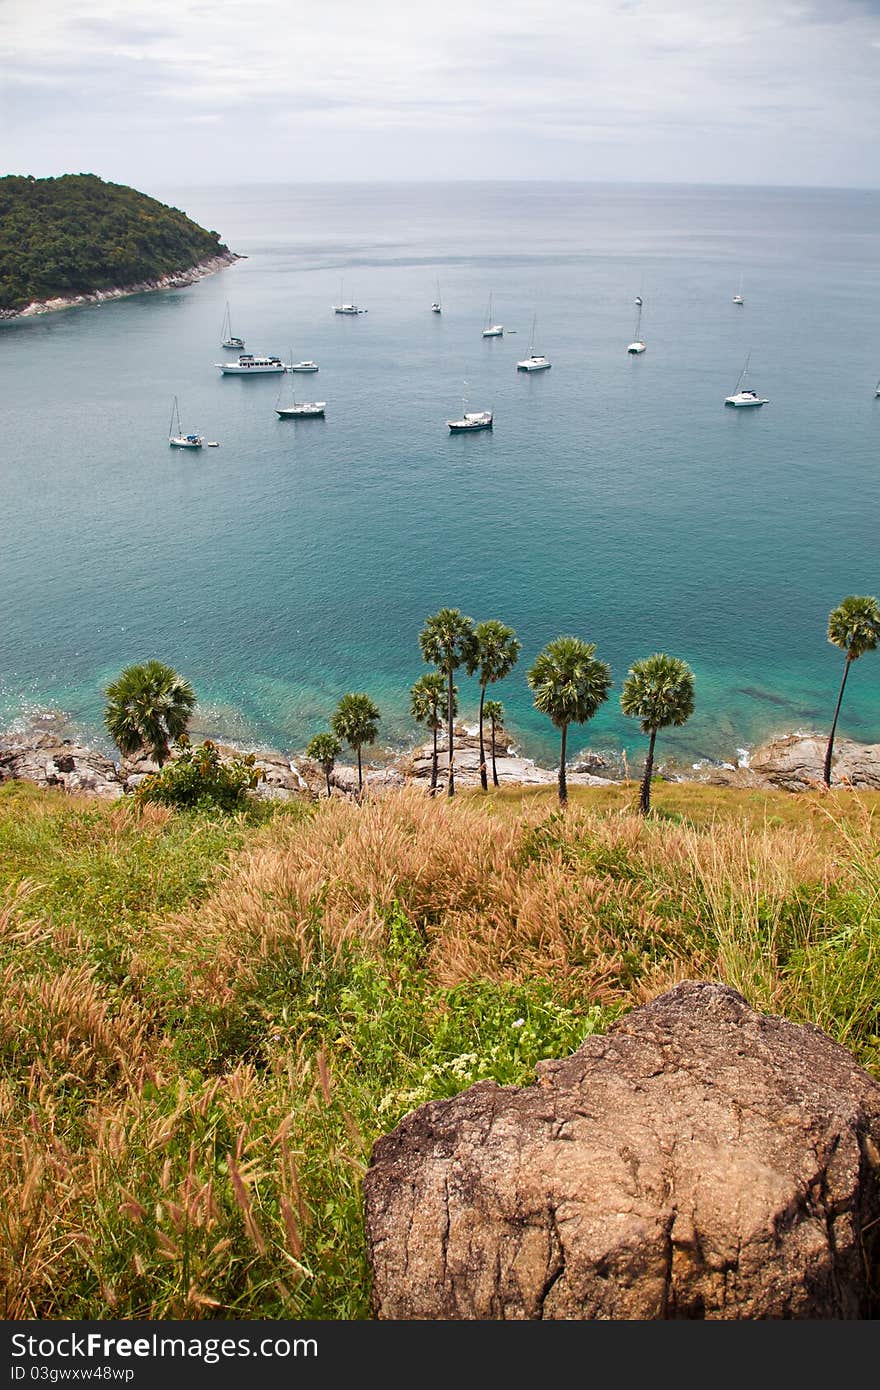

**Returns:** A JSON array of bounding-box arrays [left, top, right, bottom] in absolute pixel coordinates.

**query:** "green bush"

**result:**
[[135, 739, 261, 813]]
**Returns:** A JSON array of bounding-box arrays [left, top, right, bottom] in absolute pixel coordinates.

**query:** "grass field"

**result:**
[[2, 778, 878, 1318]]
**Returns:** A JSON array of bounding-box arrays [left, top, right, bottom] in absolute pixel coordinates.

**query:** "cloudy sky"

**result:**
[[2, 0, 879, 187]]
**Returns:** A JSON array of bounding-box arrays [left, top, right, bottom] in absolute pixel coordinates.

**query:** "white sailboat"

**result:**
[[333, 279, 366, 314], [168, 396, 204, 449], [724, 352, 767, 407], [447, 382, 493, 431], [874, 378, 880, 398], [482, 292, 503, 338], [276, 354, 325, 417], [431, 281, 442, 314], [516, 315, 551, 371], [220, 302, 244, 350], [732, 273, 745, 306], [626, 300, 646, 354]]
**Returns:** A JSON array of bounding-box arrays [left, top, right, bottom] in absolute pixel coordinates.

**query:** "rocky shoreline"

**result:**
[[0, 250, 241, 321], [1, 716, 878, 802]]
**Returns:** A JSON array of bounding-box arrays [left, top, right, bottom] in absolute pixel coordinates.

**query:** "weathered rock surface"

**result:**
[[748, 733, 880, 791], [0, 730, 123, 798], [401, 726, 619, 790], [364, 982, 880, 1319]]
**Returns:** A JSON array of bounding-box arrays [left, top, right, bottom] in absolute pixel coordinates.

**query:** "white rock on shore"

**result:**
[[2, 722, 878, 801]]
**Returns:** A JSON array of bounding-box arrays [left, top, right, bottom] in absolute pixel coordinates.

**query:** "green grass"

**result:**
[[1, 780, 878, 1317]]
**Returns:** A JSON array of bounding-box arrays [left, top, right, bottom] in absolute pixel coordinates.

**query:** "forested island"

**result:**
[[0, 173, 234, 314]]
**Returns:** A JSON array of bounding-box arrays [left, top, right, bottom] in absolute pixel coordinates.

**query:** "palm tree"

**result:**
[[483, 699, 505, 787], [410, 673, 457, 794], [823, 595, 880, 786], [470, 621, 521, 791], [418, 608, 477, 797], [305, 731, 341, 798], [330, 693, 381, 796], [527, 637, 611, 805], [620, 653, 695, 816], [104, 660, 196, 766]]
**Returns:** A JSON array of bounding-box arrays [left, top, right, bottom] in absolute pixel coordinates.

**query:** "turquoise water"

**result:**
[[1, 181, 878, 766]]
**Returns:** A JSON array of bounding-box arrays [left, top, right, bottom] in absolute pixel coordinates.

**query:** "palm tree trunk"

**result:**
[[325, 765, 332, 798], [491, 719, 499, 787], [558, 723, 568, 805], [640, 728, 657, 816], [824, 654, 852, 787], [430, 724, 438, 794], [447, 668, 455, 798], [478, 686, 488, 792], [357, 745, 363, 796]]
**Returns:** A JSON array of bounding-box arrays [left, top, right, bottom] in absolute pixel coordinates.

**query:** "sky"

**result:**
[[2, 0, 879, 188]]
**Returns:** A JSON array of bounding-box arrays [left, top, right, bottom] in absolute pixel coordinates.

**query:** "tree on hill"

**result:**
[[483, 699, 506, 787], [469, 621, 521, 792], [410, 672, 457, 794], [331, 694, 381, 796], [620, 653, 696, 815], [418, 608, 477, 798], [0, 173, 229, 311], [306, 732, 342, 799], [823, 595, 880, 786], [104, 660, 196, 766], [527, 638, 612, 805]]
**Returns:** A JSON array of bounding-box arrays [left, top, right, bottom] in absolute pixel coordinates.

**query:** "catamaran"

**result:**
[[724, 352, 767, 406], [333, 279, 366, 314], [168, 396, 204, 449], [516, 315, 551, 371], [220, 302, 244, 350]]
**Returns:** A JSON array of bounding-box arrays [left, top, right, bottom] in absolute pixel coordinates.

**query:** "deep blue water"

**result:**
[[1, 181, 878, 765]]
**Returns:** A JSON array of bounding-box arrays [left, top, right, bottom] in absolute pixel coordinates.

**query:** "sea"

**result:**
[[1, 181, 878, 768]]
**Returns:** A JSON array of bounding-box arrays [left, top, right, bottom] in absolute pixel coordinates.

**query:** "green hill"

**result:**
[[0, 173, 229, 312]]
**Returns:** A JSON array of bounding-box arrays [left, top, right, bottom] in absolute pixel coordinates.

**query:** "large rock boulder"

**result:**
[[0, 730, 123, 798], [364, 982, 880, 1319], [749, 734, 880, 791]]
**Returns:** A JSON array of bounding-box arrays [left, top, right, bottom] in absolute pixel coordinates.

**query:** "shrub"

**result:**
[[135, 739, 261, 813]]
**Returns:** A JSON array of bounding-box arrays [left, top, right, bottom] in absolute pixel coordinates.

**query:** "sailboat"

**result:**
[[626, 300, 646, 354], [168, 396, 204, 449], [447, 381, 493, 431], [724, 352, 767, 407], [333, 279, 366, 314], [874, 378, 879, 398], [220, 302, 244, 350], [482, 292, 503, 338], [431, 281, 442, 314], [732, 273, 745, 306], [516, 315, 551, 371], [275, 354, 326, 417]]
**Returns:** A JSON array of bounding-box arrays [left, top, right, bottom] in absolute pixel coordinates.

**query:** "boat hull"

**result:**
[[217, 364, 286, 374], [290, 363, 319, 373], [482, 327, 503, 338], [222, 338, 245, 349], [276, 406, 326, 418], [517, 360, 551, 371], [724, 396, 766, 407], [627, 342, 646, 354], [169, 438, 203, 449]]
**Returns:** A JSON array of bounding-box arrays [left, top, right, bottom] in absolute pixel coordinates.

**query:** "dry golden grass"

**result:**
[[0, 780, 877, 1317]]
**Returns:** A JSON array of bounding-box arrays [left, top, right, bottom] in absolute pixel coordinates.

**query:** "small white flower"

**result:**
[[512, 1018, 525, 1028]]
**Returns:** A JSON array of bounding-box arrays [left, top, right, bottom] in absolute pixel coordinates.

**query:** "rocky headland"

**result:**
[[0, 250, 242, 321], [2, 715, 879, 802]]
